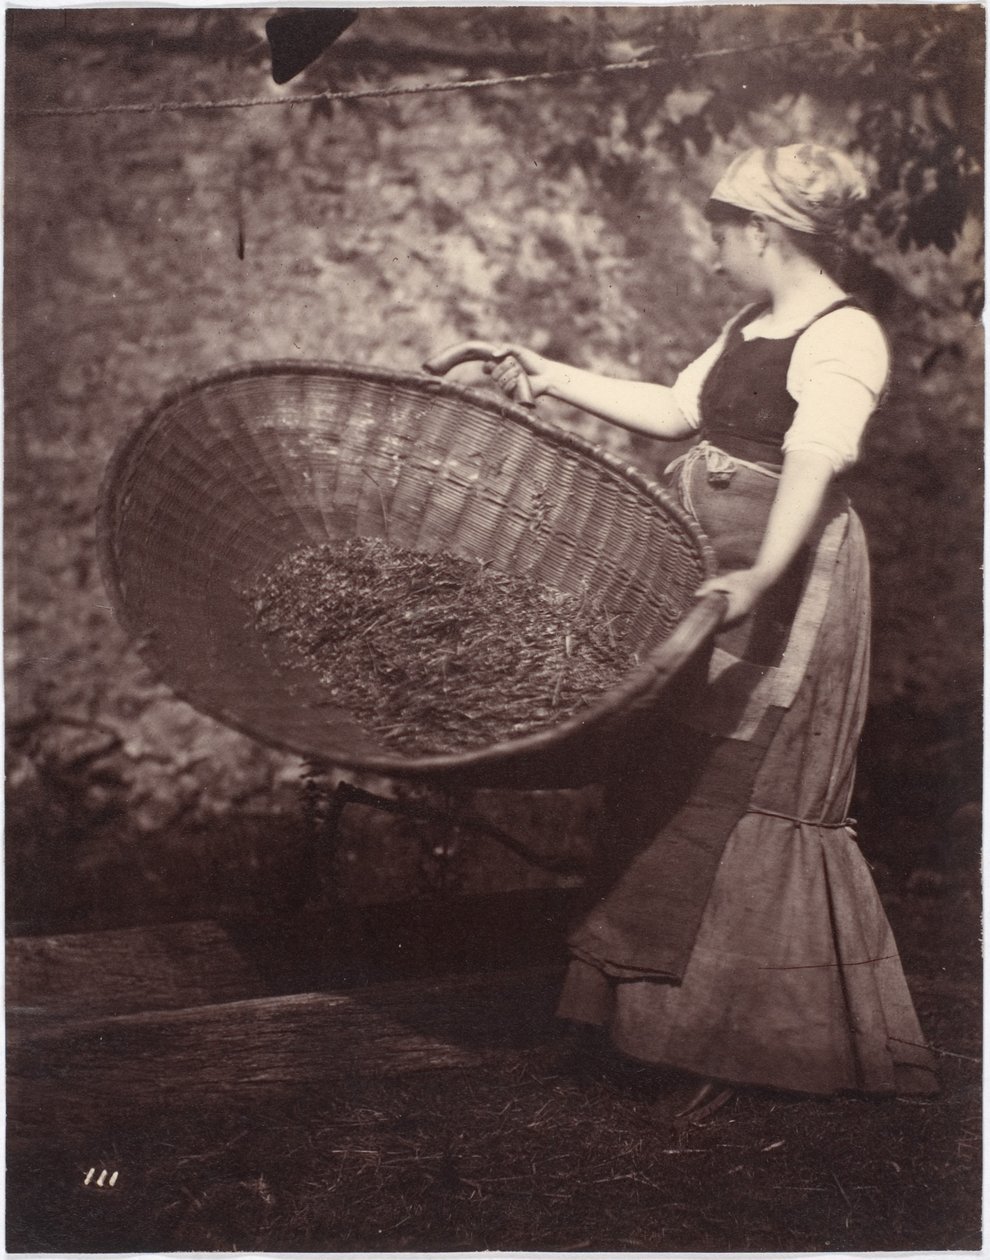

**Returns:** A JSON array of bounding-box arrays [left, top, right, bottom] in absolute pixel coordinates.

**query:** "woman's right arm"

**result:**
[[485, 345, 695, 441]]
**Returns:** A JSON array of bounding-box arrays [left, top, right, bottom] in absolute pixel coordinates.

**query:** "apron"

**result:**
[[567, 304, 857, 982]]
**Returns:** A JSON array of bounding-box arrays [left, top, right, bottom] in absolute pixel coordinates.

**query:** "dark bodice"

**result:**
[[700, 299, 856, 464]]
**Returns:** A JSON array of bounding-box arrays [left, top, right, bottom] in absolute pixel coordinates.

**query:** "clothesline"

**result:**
[[9, 27, 862, 120]]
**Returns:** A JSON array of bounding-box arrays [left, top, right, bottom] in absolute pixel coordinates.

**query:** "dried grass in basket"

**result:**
[[98, 360, 723, 789]]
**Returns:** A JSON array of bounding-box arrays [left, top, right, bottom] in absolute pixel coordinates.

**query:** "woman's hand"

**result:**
[[696, 568, 772, 626], [465, 342, 694, 440], [482, 344, 552, 399]]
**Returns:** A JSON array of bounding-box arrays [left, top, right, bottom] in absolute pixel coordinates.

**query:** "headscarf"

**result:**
[[708, 144, 869, 236]]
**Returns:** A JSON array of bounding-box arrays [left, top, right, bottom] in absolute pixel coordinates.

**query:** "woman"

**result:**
[[482, 144, 938, 1110]]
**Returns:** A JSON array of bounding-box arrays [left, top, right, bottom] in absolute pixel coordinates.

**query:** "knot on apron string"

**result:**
[[667, 441, 781, 519], [700, 442, 738, 486]]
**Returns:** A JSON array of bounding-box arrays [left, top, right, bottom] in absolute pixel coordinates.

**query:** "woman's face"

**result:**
[[710, 220, 766, 292]]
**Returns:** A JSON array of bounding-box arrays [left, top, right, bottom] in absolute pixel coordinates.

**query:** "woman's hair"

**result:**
[[704, 198, 849, 284], [703, 198, 753, 228]]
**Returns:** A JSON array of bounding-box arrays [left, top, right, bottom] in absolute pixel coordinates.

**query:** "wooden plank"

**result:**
[[7, 920, 275, 1017], [7, 890, 574, 1018], [7, 967, 562, 1142]]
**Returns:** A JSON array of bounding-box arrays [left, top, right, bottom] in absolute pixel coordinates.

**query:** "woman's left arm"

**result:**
[[696, 449, 836, 624], [698, 308, 889, 625]]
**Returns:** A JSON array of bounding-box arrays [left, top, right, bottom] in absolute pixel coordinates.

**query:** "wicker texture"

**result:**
[[99, 362, 721, 788]]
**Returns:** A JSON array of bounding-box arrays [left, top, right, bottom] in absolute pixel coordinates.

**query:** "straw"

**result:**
[[247, 539, 636, 755]]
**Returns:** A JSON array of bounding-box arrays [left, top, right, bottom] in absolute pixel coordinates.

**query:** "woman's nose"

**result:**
[[701, 240, 722, 274]]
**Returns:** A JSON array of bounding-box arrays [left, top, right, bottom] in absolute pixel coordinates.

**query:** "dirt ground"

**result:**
[[5, 883, 983, 1253], [4, 10, 983, 1255]]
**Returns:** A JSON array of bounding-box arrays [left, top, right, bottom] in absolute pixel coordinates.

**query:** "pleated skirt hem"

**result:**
[[556, 815, 940, 1098]]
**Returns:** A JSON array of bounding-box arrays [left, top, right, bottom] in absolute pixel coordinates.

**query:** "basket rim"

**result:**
[[98, 358, 720, 781]]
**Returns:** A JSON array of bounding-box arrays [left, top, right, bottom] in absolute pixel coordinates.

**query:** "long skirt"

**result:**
[[556, 445, 938, 1096]]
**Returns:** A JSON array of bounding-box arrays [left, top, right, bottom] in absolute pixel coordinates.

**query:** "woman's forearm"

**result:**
[[696, 448, 837, 623], [751, 448, 836, 587], [484, 344, 694, 440], [539, 359, 694, 440]]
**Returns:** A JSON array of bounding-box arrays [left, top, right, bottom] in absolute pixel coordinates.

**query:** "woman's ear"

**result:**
[[747, 214, 771, 256]]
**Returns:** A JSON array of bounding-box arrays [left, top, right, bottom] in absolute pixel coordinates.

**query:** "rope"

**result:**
[[9, 28, 860, 120], [748, 806, 857, 830]]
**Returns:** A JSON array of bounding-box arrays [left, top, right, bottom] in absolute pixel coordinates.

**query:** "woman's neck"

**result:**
[[760, 260, 846, 329]]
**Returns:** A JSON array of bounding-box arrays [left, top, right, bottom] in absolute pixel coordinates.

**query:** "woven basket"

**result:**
[[99, 361, 722, 789]]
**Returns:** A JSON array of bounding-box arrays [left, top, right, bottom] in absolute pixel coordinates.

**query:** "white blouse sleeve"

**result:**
[[784, 308, 890, 474]]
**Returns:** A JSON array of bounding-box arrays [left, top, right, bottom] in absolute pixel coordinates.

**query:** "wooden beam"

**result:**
[[7, 920, 275, 1017], [7, 967, 562, 1143], [7, 890, 574, 1018]]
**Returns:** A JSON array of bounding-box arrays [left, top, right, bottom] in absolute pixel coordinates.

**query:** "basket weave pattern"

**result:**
[[99, 362, 719, 788]]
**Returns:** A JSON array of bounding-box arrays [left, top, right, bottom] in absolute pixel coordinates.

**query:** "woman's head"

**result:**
[[704, 144, 867, 286], [704, 197, 848, 285]]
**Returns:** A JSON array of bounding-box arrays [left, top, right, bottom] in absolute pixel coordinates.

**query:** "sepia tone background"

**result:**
[[5, 6, 983, 1252]]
